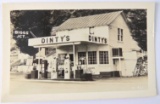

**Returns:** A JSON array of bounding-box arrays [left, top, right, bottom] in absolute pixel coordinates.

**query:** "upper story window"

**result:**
[[89, 27, 94, 35], [112, 48, 123, 57], [118, 28, 123, 41]]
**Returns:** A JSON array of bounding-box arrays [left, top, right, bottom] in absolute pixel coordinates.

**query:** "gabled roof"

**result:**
[[57, 11, 123, 31]]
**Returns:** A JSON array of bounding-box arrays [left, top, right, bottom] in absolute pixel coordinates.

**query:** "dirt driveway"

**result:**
[[10, 73, 148, 95]]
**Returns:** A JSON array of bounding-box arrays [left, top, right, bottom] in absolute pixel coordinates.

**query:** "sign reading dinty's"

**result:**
[[28, 34, 107, 47], [89, 35, 107, 44], [41, 35, 70, 44]]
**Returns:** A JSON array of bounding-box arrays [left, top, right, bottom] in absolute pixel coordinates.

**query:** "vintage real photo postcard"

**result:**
[[1, 2, 156, 102]]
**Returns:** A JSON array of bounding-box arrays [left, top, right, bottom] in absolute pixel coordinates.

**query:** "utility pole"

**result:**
[[29, 30, 37, 38]]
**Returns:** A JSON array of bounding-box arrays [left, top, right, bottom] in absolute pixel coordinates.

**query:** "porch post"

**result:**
[[73, 43, 76, 79], [55, 45, 57, 70], [119, 58, 122, 76], [51, 46, 58, 79], [86, 44, 88, 70], [38, 47, 41, 79], [73, 43, 76, 67]]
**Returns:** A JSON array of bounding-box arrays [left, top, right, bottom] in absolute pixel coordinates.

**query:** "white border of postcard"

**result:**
[[1, 2, 156, 102]]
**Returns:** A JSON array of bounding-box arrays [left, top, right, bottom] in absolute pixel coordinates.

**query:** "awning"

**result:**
[[28, 34, 107, 48]]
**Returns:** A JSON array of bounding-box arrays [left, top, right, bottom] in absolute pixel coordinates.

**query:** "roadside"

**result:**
[[10, 72, 148, 95], [10, 72, 147, 83]]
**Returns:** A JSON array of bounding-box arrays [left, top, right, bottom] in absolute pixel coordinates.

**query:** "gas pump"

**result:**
[[42, 60, 48, 78], [64, 54, 70, 79], [41, 59, 45, 77], [51, 57, 57, 79], [37, 59, 42, 79]]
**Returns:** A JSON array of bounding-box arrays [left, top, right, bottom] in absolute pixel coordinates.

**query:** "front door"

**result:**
[[113, 59, 119, 70]]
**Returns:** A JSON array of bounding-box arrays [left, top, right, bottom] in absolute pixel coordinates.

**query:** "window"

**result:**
[[118, 28, 123, 41], [88, 51, 97, 64], [99, 51, 109, 64], [78, 52, 86, 65], [112, 48, 123, 57], [89, 27, 94, 35]]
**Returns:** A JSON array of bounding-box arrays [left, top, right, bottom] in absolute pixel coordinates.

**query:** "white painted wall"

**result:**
[[94, 26, 109, 38], [123, 51, 138, 76], [109, 14, 140, 51], [108, 14, 141, 76], [57, 26, 109, 39]]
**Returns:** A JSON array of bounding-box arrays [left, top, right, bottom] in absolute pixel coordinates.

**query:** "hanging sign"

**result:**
[[13, 30, 30, 39], [41, 35, 70, 44], [29, 34, 107, 46]]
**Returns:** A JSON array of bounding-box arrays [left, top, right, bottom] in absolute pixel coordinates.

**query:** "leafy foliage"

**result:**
[[124, 10, 147, 51], [10, 9, 147, 55]]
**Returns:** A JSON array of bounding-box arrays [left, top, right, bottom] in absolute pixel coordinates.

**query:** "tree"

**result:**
[[124, 9, 147, 51], [10, 9, 147, 56], [11, 11, 52, 55]]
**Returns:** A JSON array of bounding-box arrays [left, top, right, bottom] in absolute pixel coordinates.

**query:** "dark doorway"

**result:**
[[69, 54, 74, 66], [69, 54, 73, 61], [69, 54, 74, 78]]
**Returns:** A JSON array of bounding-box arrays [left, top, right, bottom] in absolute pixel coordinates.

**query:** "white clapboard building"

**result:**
[[28, 11, 142, 78]]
